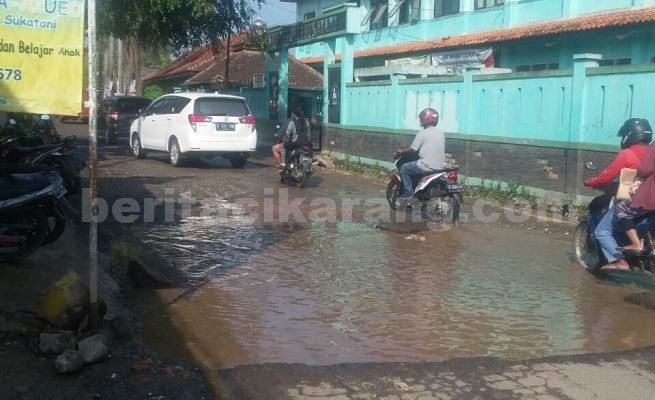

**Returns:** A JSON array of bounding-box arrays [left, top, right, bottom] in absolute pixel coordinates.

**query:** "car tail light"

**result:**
[[188, 114, 211, 132], [447, 170, 458, 183], [239, 115, 256, 125], [188, 114, 211, 123], [110, 111, 119, 120]]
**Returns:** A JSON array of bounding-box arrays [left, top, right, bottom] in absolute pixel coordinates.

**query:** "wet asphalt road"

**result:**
[[59, 121, 655, 399]]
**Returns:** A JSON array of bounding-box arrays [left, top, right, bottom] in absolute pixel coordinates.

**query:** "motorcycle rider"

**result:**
[[585, 118, 651, 271], [272, 106, 310, 169], [612, 133, 655, 264], [272, 119, 291, 169], [393, 108, 445, 205]]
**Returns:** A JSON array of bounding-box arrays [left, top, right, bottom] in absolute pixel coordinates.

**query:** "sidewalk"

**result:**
[[213, 347, 655, 400]]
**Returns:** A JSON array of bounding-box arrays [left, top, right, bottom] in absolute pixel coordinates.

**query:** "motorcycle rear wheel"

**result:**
[[423, 196, 458, 227], [0, 207, 48, 262], [296, 172, 308, 188], [574, 221, 602, 271]]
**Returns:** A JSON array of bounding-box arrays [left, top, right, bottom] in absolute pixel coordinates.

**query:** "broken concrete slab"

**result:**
[[39, 331, 76, 354], [54, 350, 84, 374], [78, 335, 109, 364]]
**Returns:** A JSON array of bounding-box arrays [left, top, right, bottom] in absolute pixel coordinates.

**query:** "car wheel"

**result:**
[[132, 134, 145, 159], [230, 155, 248, 168], [169, 138, 183, 167]]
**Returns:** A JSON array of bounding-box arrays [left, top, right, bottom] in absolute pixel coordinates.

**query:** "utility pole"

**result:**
[[224, 0, 232, 93], [87, 0, 99, 329], [108, 36, 114, 94], [117, 38, 123, 94]]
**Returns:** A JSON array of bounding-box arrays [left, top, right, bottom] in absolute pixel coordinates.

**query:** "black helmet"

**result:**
[[618, 118, 653, 149]]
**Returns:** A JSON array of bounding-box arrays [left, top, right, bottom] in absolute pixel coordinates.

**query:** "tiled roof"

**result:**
[[143, 32, 252, 82], [300, 6, 655, 64], [184, 50, 323, 90], [143, 44, 215, 81]]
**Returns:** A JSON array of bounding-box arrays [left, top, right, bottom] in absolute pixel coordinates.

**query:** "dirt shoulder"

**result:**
[[0, 220, 211, 400]]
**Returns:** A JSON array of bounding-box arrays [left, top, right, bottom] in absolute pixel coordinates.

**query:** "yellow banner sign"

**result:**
[[0, 0, 85, 115]]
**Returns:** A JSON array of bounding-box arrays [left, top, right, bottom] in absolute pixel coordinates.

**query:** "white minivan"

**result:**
[[129, 93, 257, 167]]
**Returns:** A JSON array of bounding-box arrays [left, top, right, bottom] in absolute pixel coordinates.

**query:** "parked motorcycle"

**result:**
[[0, 135, 83, 195], [386, 153, 465, 225], [280, 143, 314, 188], [0, 165, 72, 262], [574, 161, 655, 273], [2, 114, 60, 145]]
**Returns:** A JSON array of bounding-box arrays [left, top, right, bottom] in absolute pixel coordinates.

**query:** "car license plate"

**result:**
[[216, 123, 235, 131], [54, 185, 67, 199], [447, 184, 466, 193]]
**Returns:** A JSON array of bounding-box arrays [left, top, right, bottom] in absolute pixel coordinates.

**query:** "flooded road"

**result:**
[[92, 146, 655, 371], [135, 202, 655, 369]]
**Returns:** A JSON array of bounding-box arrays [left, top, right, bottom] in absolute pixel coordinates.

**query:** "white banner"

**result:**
[[431, 48, 494, 67]]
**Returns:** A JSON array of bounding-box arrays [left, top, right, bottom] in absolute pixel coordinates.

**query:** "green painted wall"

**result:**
[[342, 61, 655, 147]]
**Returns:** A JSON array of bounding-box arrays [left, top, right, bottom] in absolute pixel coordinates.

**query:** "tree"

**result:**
[[97, 0, 263, 94]]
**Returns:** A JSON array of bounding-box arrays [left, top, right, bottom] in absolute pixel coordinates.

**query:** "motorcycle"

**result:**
[[2, 114, 60, 145], [280, 143, 314, 188], [0, 135, 83, 195], [0, 165, 73, 262], [574, 161, 655, 273], [386, 152, 465, 225]]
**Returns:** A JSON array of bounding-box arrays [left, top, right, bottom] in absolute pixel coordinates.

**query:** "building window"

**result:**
[[434, 0, 459, 17], [515, 63, 559, 72], [369, 0, 388, 30], [475, 0, 504, 10], [394, 0, 420, 24], [303, 11, 315, 21], [598, 58, 631, 67]]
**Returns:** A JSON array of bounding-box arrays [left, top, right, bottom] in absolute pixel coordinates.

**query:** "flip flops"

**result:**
[[600, 263, 631, 272]]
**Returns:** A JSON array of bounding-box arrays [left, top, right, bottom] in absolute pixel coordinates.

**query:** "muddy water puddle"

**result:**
[[137, 216, 655, 369]]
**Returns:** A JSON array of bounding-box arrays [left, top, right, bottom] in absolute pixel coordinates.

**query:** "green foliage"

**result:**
[[334, 157, 391, 181], [466, 180, 538, 208], [143, 84, 164, 100], [98, 0, 264, 50]]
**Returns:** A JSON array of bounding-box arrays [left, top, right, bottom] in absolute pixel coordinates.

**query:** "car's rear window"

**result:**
[[116, 98, 151, 113], [194, 98, 249, 116]]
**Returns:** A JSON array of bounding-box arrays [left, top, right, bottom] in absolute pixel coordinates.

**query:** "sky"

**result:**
[[249, 0, 297, 27]]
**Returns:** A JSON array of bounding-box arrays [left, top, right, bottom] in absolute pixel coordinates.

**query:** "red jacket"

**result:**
[[585, 144, 648, 187]]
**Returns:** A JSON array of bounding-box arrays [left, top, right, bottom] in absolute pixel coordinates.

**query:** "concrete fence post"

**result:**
[[391, 74, 403, 129], [569, 53, 601, 144], [340, 35, 355, 125], [323, 39, 336, 125], [461, 64, 482, 135], [569, 53, 600, 205]]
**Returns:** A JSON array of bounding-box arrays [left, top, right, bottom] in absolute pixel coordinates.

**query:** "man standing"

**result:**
[[393, 108, 446, 204]]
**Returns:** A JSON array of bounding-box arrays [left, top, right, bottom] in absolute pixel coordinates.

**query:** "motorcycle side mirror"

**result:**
[[585, 161, 596, 171], [40, 115, 50, 121]]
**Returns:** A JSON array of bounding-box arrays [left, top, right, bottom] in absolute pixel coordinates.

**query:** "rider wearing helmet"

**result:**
[[393, 108, 445, 203], [586, 118, 652, 271]]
